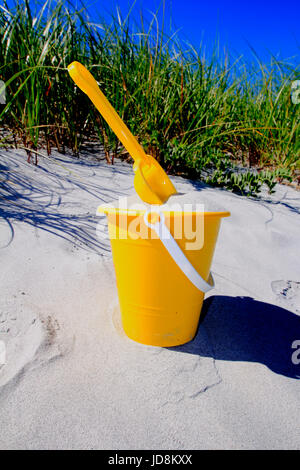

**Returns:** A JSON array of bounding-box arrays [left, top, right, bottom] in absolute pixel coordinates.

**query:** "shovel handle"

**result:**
[[67, 61, 147, 163]]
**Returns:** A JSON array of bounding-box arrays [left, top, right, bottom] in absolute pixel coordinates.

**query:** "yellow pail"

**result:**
[[98, 204, 230, 347]]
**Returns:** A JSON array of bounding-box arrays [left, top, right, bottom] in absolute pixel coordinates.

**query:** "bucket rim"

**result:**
[[97, 206, 230, 218]]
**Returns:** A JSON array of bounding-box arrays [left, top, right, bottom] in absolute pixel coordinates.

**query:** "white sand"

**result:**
[[0, 148, 300, 449]]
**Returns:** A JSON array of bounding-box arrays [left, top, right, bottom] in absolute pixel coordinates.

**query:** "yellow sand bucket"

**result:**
[[98, 203, 230, 347]]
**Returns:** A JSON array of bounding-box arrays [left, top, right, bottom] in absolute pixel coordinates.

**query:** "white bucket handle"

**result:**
[[143, 210, 214, 293]]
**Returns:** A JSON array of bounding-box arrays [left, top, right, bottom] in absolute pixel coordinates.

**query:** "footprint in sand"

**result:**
[[0, 298, 74, 391], [271, 280, 300, 315], [111, 305, 221, 404]]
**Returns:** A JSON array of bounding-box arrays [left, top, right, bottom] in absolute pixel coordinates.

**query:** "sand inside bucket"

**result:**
[[99, 190, 228, 214]]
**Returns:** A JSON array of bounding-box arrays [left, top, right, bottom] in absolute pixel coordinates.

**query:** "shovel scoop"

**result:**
[[67, 61, 177, 204]]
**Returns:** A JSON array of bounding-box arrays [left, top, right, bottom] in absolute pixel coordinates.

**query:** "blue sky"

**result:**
[[10, 0, 299, 64], [85, 0, 300, 64]]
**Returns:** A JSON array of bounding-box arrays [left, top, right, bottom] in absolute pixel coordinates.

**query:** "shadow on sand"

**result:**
[[170, 296, 300, 380], [0, 152, 132, 253]]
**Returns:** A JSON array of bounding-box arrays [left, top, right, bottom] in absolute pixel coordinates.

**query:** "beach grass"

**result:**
[[0, 0, 299, 194]]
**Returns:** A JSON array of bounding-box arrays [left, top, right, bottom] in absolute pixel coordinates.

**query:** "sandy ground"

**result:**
[[0, 148, 299, 450]]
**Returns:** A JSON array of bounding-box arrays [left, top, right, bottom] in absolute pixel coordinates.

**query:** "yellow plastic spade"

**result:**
[[67, 61, 177, 204]]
